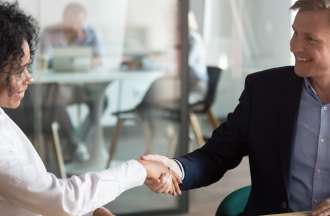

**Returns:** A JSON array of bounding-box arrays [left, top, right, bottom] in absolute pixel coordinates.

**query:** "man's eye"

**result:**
[[306, 36, 317, 43]]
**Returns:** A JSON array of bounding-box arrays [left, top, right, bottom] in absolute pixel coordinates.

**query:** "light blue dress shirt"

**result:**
[[288, 79, 330, 211]]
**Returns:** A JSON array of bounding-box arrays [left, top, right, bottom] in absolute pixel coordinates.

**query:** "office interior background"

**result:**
[[6, 0, 295, 215]]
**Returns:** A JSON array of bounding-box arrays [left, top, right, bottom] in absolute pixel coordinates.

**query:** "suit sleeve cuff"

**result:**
[[173, 159, 185, 181]]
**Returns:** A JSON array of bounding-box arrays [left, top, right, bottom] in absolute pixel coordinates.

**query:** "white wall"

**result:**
[[200, 0, 293, 118], [7, 0, 39, 18], [244, 0, 292, 69], [190, 0, 205, 35], [125, 0, 177, 52]]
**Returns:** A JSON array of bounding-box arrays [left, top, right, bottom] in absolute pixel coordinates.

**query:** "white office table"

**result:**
[[32, 69, 163, 173], [266, 212, 308, 216]]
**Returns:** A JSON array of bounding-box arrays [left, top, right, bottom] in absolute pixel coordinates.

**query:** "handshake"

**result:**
[[93, 154, 183, 216], [138, 154, 183, 196]]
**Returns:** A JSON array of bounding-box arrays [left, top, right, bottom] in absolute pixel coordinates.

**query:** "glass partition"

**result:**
[[201, 0, 293, 117], [5, 0, 189, 214]]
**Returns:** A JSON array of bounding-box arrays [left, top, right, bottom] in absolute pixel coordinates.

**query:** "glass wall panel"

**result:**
[[5, 0, 189, 214], [200, 0, 293, 117]]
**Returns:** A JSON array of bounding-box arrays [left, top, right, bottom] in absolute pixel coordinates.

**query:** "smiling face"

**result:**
[[0, 40, 32, 108], [290, 9, 330, 80]]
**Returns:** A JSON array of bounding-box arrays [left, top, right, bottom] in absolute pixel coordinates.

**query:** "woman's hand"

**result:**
[[93, 207, 114, 216]]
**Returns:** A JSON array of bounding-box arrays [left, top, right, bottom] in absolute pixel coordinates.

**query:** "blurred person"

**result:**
[[142, 12, 208, 104], [141, 1, 330, 215], [0, 2, 181, 216], [188, 11, 208, 104], [37, 2, 106, 162], [40, 2, 104, 65]]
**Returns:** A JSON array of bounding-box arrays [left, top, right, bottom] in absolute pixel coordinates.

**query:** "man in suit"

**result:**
[[140, 0, 330, 215]]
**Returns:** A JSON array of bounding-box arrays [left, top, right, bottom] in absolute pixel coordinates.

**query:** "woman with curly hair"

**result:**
[[0, 1, 180, 216]]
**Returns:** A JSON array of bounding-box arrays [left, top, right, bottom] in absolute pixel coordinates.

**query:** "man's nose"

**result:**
[[290, 37, 304, 53]]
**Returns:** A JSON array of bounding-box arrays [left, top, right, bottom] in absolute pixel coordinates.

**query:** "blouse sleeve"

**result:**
[[0, 153, 146, 216]]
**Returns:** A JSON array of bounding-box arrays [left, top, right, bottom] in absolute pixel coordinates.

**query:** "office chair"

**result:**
[[216, 185, 251, 216], [186, 66, 222, 145], [190, 66, 222, 129], [51, 122, 66, 178], [106, 75, 180, 167], [106, 66, 222, 167]]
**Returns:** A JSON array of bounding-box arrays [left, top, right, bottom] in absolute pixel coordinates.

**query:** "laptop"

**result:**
[[50, 47, 93, 72]]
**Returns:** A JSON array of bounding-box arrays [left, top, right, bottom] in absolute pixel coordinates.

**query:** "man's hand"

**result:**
[[312, 198, 330, 216], [138, 159, 168, 180], [140, 154, 183, 196], [93, 207, 114, 216]]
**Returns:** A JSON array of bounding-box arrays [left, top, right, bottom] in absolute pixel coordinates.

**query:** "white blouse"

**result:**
[[0, 108, 146, 216]]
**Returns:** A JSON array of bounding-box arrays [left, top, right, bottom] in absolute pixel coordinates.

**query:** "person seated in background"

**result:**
[[0, 2, 180, 216], [39, 2, 104, 66], [36, 2, 106, 162]]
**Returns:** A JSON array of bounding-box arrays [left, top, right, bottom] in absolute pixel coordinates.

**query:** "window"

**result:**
[[8, 0, 189, 214]]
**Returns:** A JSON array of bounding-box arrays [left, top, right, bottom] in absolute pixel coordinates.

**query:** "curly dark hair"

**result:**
[[0, 1, 39, 86]]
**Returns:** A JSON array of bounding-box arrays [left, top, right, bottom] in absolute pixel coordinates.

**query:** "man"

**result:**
[[40, 2, 104, 63], [38, 2, 105, 162], [142, 0, 330, 215]]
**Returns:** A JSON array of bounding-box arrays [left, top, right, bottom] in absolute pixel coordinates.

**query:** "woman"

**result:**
[[0, 2, 179, 216]]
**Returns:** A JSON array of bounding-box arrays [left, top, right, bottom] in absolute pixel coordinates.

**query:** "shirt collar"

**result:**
[[303, 78, 321, 103]]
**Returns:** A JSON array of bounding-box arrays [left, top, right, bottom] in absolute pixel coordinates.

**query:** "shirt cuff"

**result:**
[[83, 211, 93, 216], [173, 159, 185, 181], [116, 160, 147, 193]]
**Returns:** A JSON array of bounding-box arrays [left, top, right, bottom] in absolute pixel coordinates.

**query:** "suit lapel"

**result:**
[[277, 71, 303, 191]]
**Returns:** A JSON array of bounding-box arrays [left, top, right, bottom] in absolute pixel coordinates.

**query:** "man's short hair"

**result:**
[[291, 0, 330, 11], [0, 1, 39, 87], [63, 2, 87, 17]]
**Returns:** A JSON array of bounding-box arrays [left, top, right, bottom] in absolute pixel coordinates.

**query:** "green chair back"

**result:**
[[215, 186, 251, 216]]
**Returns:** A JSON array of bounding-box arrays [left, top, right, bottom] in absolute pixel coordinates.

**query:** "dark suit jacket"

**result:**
[[177, 66, 304, 215]]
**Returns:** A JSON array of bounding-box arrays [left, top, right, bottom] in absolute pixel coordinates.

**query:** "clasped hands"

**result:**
[[312, 198, 330, 216], [138, 154, 183, 196]]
